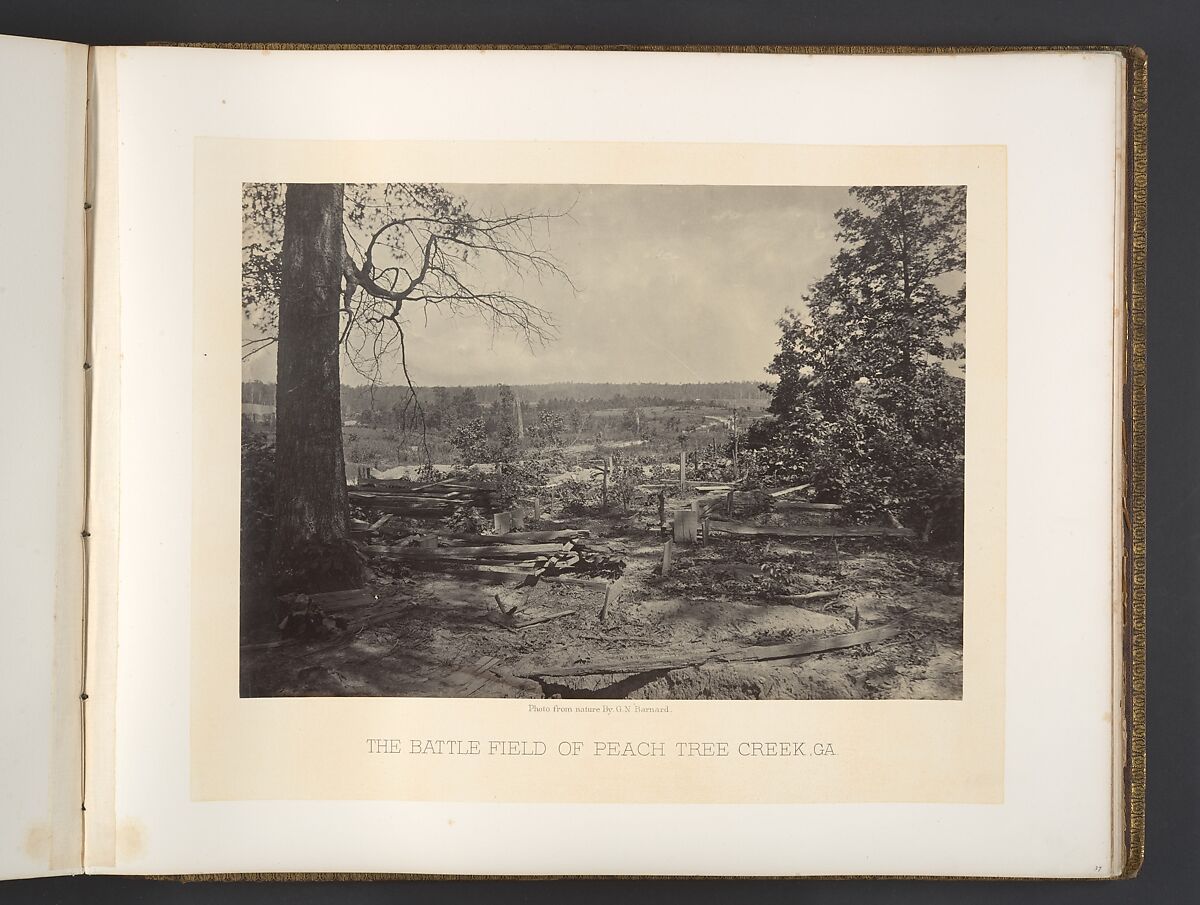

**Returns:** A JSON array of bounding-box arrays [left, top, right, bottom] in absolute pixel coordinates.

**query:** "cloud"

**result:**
[[247, 183, 851, 387]]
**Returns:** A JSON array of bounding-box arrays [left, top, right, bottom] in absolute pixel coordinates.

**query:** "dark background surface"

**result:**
[[1, 2, 1196, 903]]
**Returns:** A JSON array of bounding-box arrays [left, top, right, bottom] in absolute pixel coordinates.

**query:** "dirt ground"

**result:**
[[241, 501, 964, 701]]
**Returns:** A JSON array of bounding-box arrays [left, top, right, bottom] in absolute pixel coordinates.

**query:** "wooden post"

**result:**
[[657, 491, 666, 537], [661, 539, 674, 576], [726, 489, 734, 517], [679, 449, 687, 491], [601, 459, 609, 509], [511, 508, 526, 531], [530, 495, 542, 521], [599, 577, 625, 624], [494, 511, 514, 535], [701, 517, 709, 544]]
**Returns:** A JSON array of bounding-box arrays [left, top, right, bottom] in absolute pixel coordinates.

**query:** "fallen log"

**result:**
[[708, 520, 913, 539], [516, 625, 902, 678]]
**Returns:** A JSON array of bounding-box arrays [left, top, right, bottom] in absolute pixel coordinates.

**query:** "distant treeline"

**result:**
[[242, 380, 770, 409]]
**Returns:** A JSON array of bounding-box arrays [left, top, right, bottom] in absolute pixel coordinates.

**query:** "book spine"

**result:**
[[81, 45, 122, 873]]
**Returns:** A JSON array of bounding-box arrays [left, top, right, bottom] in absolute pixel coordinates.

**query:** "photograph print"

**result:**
[[239, 180, 967, 701]]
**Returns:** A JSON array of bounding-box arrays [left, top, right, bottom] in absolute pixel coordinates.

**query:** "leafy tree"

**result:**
[[527, 409, 566, 447], [450, 416, 516, 469], [750, 186, 967, 538]]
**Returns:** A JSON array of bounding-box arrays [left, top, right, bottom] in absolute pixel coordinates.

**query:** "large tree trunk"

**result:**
[[269, 183, 363, 592]]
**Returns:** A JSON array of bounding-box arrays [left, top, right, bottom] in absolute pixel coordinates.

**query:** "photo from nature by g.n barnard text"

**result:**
[[239, 182, 967, 701]]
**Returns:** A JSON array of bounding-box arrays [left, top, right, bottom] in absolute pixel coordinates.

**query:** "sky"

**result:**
[[243, 183, 851, 387]]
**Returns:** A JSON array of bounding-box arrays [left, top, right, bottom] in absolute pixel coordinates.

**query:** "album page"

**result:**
[[0, 34, 89, 881], [88, 46, 1128, 878]]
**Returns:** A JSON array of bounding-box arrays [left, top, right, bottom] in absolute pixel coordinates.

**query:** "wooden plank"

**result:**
[[368, 514, 392, 531], [774, 500, 843, 511], [366, 542, 567, 558], [493, 511, 514, 535], [349, 490, 468, 503], [392, 560, 612, 590], [298, 588, 383, 613], [768, 483, 813, 498], [350, 494, 460, 508], [708, 520, 913, 539], [513, 609, 577, 631], [440, 529, 587, 545], [661, 539, 674, 577], [517, 626, 902, 678]]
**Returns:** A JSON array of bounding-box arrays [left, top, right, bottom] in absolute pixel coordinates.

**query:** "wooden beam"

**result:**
[[768, 483, 813, 498], [774, 501, 843, 512], [441, 529, 587, 545], [401, 561, 613, 591], [365, 542, 567, 560], [513, 609, 577, 631]]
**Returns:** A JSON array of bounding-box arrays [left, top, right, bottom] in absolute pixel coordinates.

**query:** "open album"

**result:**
[[0, 36, 1144, 880]]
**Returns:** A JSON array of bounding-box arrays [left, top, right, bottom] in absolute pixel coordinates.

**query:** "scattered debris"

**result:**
[[243, 471, 961, 701], [513, 609, 577, 631], [278, 600, 349, 641]]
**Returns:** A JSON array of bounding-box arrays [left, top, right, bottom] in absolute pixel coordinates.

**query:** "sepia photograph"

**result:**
[[238, 180, 967, 701]]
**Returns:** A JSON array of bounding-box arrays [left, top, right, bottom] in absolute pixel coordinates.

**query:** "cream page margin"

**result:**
[[192, 140, 1006, 807], [102, 48, 1120, 877]]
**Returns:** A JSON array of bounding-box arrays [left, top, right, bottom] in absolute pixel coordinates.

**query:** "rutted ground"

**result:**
[[241, 506, 963, 701]]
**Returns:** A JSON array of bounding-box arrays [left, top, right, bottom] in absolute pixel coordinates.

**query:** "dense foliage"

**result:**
[[749, 186, 967, 539]]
